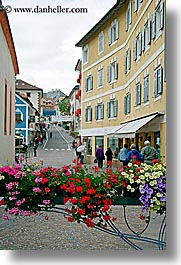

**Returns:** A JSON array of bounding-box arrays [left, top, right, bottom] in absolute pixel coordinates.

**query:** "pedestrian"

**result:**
[[95, 145, 104, 168], [125, 143, 144, 164], [141, 140, 158, 165], [33, 144, 37, 157], [76, 144, 86, 164], [118, 144, 128, 166], [155, 143, 161, 161], [105, 147, 113, 167]]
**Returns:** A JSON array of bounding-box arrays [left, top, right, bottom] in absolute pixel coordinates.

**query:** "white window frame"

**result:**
[[83, 45, 88, 64], [143, 75, 150, 104], [98, 31, 104, 54], [108, 19, 119, 46], [124, 47, 131, 74], [152, 0, 164, 40], [107, 100, 118, 118], [85, 74, 93, 92], [95, 103, 104, 121], [154, 65, 163, 98], [135, 82, 141, 106], [98, 67, 104, 88], [85, 106, 92, 122], [133, 31, 142, 61], [108, 60, 118, 83], [134, 0, 143, 13], [126, 1, 132, 31]]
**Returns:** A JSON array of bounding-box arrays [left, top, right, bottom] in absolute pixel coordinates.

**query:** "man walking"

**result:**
[[141, 140, 158, 165]]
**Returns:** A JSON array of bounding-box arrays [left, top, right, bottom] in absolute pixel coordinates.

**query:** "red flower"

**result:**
[[77, 208, 85, 215], [152, 158, 159, 164], [41, 178, 49, 184], [79, 196, 90, 204], [121, 181, 127, 188], [76, 186, 83, 193], [68, 216, 74, 222], [45, 187, 50, 193], [44, 215, 49, 221], [134, 160, 141, 166], [85, 217, 95, 227], [102, 205, 109, 212], [69, 198, 77, 204], [86, 188, 96, 195], [103, 215, 111, 221], [140, 214, 145, 220], [72, 158, 78, 164], [134, 176, 139, 181]]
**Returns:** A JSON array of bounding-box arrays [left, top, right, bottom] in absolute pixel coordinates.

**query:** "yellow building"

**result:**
[[75, 0, 166, 164]]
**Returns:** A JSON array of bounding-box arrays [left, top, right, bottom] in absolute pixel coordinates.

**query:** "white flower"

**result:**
[[0, 175, 5, 180]]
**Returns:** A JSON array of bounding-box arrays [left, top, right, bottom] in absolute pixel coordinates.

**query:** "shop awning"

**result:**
[[107, 113, 160, 138]]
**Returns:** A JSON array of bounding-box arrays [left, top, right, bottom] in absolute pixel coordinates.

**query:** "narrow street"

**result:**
[[28, 125, 76, 168]]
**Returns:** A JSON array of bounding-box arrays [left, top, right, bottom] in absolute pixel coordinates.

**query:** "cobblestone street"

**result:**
[[0, 204, 165, 250]]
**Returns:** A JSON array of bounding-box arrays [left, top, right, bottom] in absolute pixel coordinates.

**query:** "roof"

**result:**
[[16, 79, 43, 92], [75, 0, 126, 47], [0, 6, 19, 74], [44, 89, 66, 102], [16, 92, 38, 114]]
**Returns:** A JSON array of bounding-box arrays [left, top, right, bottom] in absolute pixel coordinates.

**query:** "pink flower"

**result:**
[[42, 200, 50, 205], [3, 214, 9, 220], [44, 187, 50, 193], [33, 187, 41, 193]]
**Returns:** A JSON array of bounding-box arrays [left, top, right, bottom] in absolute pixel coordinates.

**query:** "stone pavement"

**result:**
[[0, 205, 165, 250]]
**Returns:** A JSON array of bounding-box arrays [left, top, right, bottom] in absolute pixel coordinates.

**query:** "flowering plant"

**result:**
[[0, 160, 166, 227]]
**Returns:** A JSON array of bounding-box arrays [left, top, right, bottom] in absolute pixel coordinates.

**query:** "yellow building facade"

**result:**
[[76, 0, 166, 163]]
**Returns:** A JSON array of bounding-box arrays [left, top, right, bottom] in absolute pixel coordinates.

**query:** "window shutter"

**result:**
[[107, 65, 111, 83], [142, 28, 145, 52], [138, 84, 141, 105], [143, 78, 146, 102], [90, 107, 92, 121], [115, 63, 118, 80], [124, 55, 127, 74], [101, 104, 104, 119], [107, 102, 110, 118], [160, 1, 164, 30], [90, 75, 93, 90], [134, 0, 138, 12], [85, 77, 88, 92], [154, 71, 158, 97], [127, 93, 131, 114], [138, 33, 142, 55], [85, 108, 88, 122], [114, 100, 118, 117], [133, 40, 137, 61], [115, 20, 119, 40], [129, 1, 132, 24], [108, 27, 112, 45], [128, 48, 131, 70], [95, 105, 98, 120], [124, 96, 127, 114], [148, 19, 151, 44], [126, 10, 129, 31], [158, 67, 163, 94], [152, 12, 156, 39]]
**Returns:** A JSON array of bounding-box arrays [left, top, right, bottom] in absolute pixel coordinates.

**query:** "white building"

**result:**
[[0, 4, 19, 165]]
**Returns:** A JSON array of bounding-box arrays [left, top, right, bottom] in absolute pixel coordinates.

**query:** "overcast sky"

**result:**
[[3, 0, 116, 94]]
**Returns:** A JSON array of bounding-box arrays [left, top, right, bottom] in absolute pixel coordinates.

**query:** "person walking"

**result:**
[[95, 145, 104, 168], [125, 144, 144, 164], [105, 147, 113, 167], [118, 144, 129, 166], [155, 143, 161, 161], [141, 140, 158, 165], [76, 144, 86, 164]]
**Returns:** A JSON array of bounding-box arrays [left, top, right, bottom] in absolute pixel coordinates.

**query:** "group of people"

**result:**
[[118, 140, 159, 166], [95, 140, 160, 168]]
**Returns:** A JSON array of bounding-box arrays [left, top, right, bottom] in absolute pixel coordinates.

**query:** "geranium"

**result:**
[[0, 160, 166, 228]]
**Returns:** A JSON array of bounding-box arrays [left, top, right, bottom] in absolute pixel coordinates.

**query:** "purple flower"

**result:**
[[33, 187, 41, 193]]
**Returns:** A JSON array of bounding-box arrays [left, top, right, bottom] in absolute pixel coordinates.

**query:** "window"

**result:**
[[152, 1, 164, 39], [124, 93, 131, 115], [135, 82, 141, 106], [4, 82, 8, 135], [107, 61, 118, 83], [95, 103, 104, 120], [126, 1, 132, 31], [98, 67, 104, 88], [83, 45, 88, 64], [15, 109, 23, 123], [95, 136, 104, 150], [85, 74, 93, 92], [108, 19, 119, 45], [134, 0, 143, 13], [144, 75, 150, 103], [133, 32, 142, 61], [98, 31, 104, 53], [27, 92, 31, 97], [142, 18, 151, 52], [154, 65, 163, 98], [107, 100, 118, 118], [85, 106, 92, 122], [124, 47, 131, 74]]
